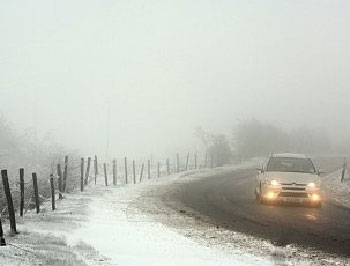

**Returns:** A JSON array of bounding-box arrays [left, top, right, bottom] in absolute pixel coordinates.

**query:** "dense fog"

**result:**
[[1, 1, 350, 165]]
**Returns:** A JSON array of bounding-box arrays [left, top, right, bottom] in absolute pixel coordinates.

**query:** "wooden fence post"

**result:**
[[125, 157, 128, 184], [205, 153, 208, 168], [166, 159, 170, 176], [194, 153, 197, 170], [177, 154, 180, 172], [1, 170, 17, 234], [148, 160, 151, 179], [185, 153, 189, 171], [133, 160, 136, 184], [85, 157, 91, 185], [0, 218, 5, 246], [20, 168, 24, 216], [104, 163, 108, 186], [80, 157, 84, 192], [50, 174, 55, 210], [341, 158, 347, 183], [157, 162, 160, 178], [63, 156, 68, 192], [112, 159, 116, 186], [139, 163, 144, 182], [32, 173, 40, 214], [115, 159, 118, 185], [62, 170, 66, 189], [57, 164, 63, 200], [94, 155, 98, 185]]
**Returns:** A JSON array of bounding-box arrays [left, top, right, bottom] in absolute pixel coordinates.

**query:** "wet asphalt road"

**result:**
[[174, 167, 350, 256]]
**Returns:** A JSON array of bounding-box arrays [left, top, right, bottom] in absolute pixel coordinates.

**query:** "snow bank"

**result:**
[[4, 158, 346, 265], [67, 190, 268, 266], [66, 168, 271, 266], [322, 169, 350, 209], [62, 159, 349, 266], [60, 159, 272, 266]]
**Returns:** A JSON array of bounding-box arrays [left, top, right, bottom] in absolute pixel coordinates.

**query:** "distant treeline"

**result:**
[[233, 119, 331, 159], [196, 119, 335, 166]]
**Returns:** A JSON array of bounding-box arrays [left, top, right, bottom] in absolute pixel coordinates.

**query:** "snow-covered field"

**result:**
[[67, 187, 268, 266], [1, 160, 349, 265], [66, 161, 272, 266], [64, 161, 348, 266], [322, 168, 350, 209]]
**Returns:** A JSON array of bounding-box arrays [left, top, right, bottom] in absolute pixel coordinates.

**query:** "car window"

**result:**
[[267, 157, 316, 173]]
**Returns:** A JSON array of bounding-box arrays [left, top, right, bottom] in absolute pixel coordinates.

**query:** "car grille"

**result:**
[[278, 192, 308, 198], [281, 183, 306, 186], [282, 187, 305, 191]]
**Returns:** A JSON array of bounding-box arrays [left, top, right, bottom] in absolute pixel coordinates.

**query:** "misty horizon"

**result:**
[[1, 0, 349, 159]]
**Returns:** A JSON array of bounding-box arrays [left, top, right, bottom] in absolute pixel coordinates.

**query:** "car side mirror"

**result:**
[[318, 169, 323, 175]]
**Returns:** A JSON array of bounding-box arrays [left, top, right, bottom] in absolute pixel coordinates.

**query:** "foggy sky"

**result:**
[[1, 0, 349, 159]]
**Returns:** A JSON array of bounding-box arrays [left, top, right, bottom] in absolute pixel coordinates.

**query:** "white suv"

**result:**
[[255, 153, 321, 207]]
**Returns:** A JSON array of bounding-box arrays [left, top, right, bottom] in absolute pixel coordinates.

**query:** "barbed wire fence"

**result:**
[[0, 151, 212, 246]]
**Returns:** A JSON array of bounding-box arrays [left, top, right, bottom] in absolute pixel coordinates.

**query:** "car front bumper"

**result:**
[[261, 184, 321, 204]]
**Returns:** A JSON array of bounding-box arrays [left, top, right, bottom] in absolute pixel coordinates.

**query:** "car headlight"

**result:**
[[270, 179, 279, 186], [311, 194, 320, 201], [307, 182, 316, 188]]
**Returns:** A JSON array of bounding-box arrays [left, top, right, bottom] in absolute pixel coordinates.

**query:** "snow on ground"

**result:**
[[67, 187, 267, 266], [118, 164, 349, 266], [64, 159, 346, 266], [322, 168, 350, 209], [1, 158, 349, 266], [1, 161, 268, 266], [0, 190, 111, 266], [66, 160, 271, 266]]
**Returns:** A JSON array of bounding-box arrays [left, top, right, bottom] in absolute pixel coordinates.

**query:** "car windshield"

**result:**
[[267, 157, 316, 173]]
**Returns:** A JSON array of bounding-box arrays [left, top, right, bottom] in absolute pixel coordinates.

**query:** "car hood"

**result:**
[[265, 171, 319, 184]]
